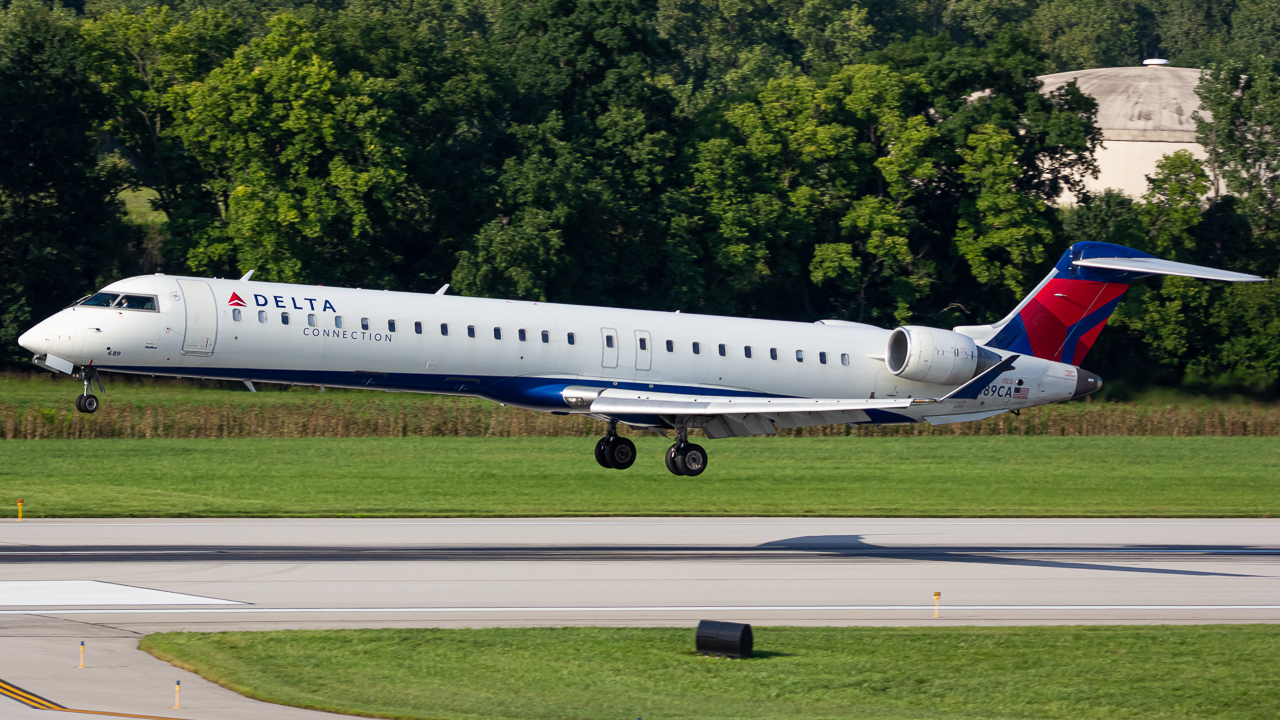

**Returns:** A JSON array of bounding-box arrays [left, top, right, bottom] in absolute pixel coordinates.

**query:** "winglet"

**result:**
[[435, 284, 450, 295], [239, 269, 255, 282], [940, 354, 1020, 401]]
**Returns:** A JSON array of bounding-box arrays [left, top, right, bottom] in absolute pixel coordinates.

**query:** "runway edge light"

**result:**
[[695, 620, 753, 659]]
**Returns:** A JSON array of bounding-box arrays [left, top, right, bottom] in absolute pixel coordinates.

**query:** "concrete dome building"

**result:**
[[1035, 64, 1207, 201]]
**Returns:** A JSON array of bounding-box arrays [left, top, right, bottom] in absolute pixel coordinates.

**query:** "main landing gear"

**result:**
[[593, 421, 708, 476], [74, 367, 103, 414], [595, 419, 637, 470], [665, 426, 707, 477]]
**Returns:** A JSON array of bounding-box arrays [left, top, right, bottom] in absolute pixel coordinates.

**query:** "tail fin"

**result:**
[[953, 242, 1264, 366]]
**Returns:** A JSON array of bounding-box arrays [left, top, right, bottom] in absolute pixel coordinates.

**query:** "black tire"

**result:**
[[665, 445, 685, 476], [74, 395, 85, 413], [594, 437, 611, 468], [675, 443, 708, 476], [82, 394, 99, 413], [604, 436, 637, 470]]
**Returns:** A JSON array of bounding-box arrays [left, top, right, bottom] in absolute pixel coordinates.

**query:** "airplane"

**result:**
[[17, 241, 1266, 475]]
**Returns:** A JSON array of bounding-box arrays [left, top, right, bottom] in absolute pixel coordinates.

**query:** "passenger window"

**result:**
[[414, 321, 422, 334], [718, 343, 726, 356], [467, 325, 476, 338], [745, 346, 752, 358], [819, 352, 827, 365], [361, 318, 370, 331], [639, 338, 647, 351], [258, 310, 266, 323], [308, 314, 317, 327], [770, 348, 778, 360], [232, 309, 242, 322], [666, 340, 674, 352], [519, 329, 527, 342], [440, 323, 448, 336], [842, 353, 850, 366], [494, 327, 501, 340], [568, 332, 576, 345], [541, 330, 549, 343], [388, 320, 396, 332], [335, 316, 343, 328], [796, 350, 804, 362], [281, 312, 290, 325], [692, 342, 701, 355], [606, 335, 614, 348]]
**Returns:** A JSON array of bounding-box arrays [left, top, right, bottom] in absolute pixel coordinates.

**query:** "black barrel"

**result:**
[[695, 620, 753, 658]]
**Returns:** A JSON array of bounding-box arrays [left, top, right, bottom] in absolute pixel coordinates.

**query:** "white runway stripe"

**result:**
[[3, 604, 1280, 615]]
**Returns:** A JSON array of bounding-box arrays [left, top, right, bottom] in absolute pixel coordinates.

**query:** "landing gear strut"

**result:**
[[665, 426, 707, 477], [594, 419, 637, 470], [75, 367, 103, 414]]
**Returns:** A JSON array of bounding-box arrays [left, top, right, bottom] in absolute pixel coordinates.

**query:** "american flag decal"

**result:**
[[1013, 387, 1030, 399]]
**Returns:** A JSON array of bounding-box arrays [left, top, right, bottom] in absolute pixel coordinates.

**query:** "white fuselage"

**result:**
[[18, 274, 1083, 428]]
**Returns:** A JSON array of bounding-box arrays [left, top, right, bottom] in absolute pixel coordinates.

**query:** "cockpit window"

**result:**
[[117, 295, 157, 311], [80, 293, 119, 307]]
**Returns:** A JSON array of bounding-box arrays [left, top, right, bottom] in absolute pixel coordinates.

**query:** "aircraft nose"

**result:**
[[18, 320, 53, 355], [1072, 369, 1103, 399]]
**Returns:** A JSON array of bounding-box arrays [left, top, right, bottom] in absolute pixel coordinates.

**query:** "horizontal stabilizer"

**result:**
[[1073, 256, 1265, 282]]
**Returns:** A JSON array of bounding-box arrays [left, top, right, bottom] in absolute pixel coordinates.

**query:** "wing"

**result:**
[[570, 355, 1019, 438]]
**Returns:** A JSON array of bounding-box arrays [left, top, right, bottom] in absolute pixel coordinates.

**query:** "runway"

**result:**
[[3, 517, 1279, 631], [2, 517, 1277, 718]]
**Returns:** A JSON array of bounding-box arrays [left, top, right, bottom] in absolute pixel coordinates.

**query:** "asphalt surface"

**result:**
[[1, 517, 1278, 718]]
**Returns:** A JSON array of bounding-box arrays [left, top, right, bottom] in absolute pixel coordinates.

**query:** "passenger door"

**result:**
[[177, 279, 218, 356]]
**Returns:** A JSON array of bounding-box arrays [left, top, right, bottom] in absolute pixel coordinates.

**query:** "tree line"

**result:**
[[1, 0, 1278, 395]]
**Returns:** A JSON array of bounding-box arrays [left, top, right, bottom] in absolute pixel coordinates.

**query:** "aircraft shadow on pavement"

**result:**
[[757, 535, 1268, 577], [1, 536, 1273, 577]]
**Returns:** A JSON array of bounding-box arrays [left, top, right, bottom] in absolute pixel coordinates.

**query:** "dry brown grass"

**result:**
[[3, 397, 1278, 440]]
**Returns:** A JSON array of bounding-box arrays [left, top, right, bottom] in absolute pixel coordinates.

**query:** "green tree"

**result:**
[[1140, 149, 1210, 258], [0, 0, 138, 362], [168, 14, 407, 284], [1026, 0, 1142, 73], [80, 5, 244, 261], [452, 0, 684, 307], [1195, 57, 1280, 276], [655, 0, 873, 114], [955, 123, 1052, 294]]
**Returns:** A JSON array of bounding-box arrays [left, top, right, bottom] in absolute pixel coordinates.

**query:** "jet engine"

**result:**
[[886, 325, 1001, 385]]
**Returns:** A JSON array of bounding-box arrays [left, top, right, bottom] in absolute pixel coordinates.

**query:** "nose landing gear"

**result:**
[[75, 367, 104, 414], [594, 419, 637, 470]]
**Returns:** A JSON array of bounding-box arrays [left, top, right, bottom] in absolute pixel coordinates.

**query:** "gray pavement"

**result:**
[[1, 517, 1278, 718]]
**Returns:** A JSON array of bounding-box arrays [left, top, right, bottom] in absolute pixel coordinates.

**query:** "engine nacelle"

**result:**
[[886, 325, 999, 385]]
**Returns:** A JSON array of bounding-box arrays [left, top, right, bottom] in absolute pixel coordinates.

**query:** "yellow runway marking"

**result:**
[[0, 679, 191, 718]]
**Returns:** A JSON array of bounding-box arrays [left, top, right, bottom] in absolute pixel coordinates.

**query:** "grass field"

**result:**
[[2, 436, 1278, 517], [141, 625, 1280, 720], [6, 372, 1280, 441]]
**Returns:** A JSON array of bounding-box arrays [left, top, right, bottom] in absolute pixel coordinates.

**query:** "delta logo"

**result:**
[[228, 292, 248, 307]]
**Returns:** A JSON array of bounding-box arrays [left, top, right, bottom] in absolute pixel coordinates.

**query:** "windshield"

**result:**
[[118, 294, 156, 310], [80, 293, 119, 307]]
